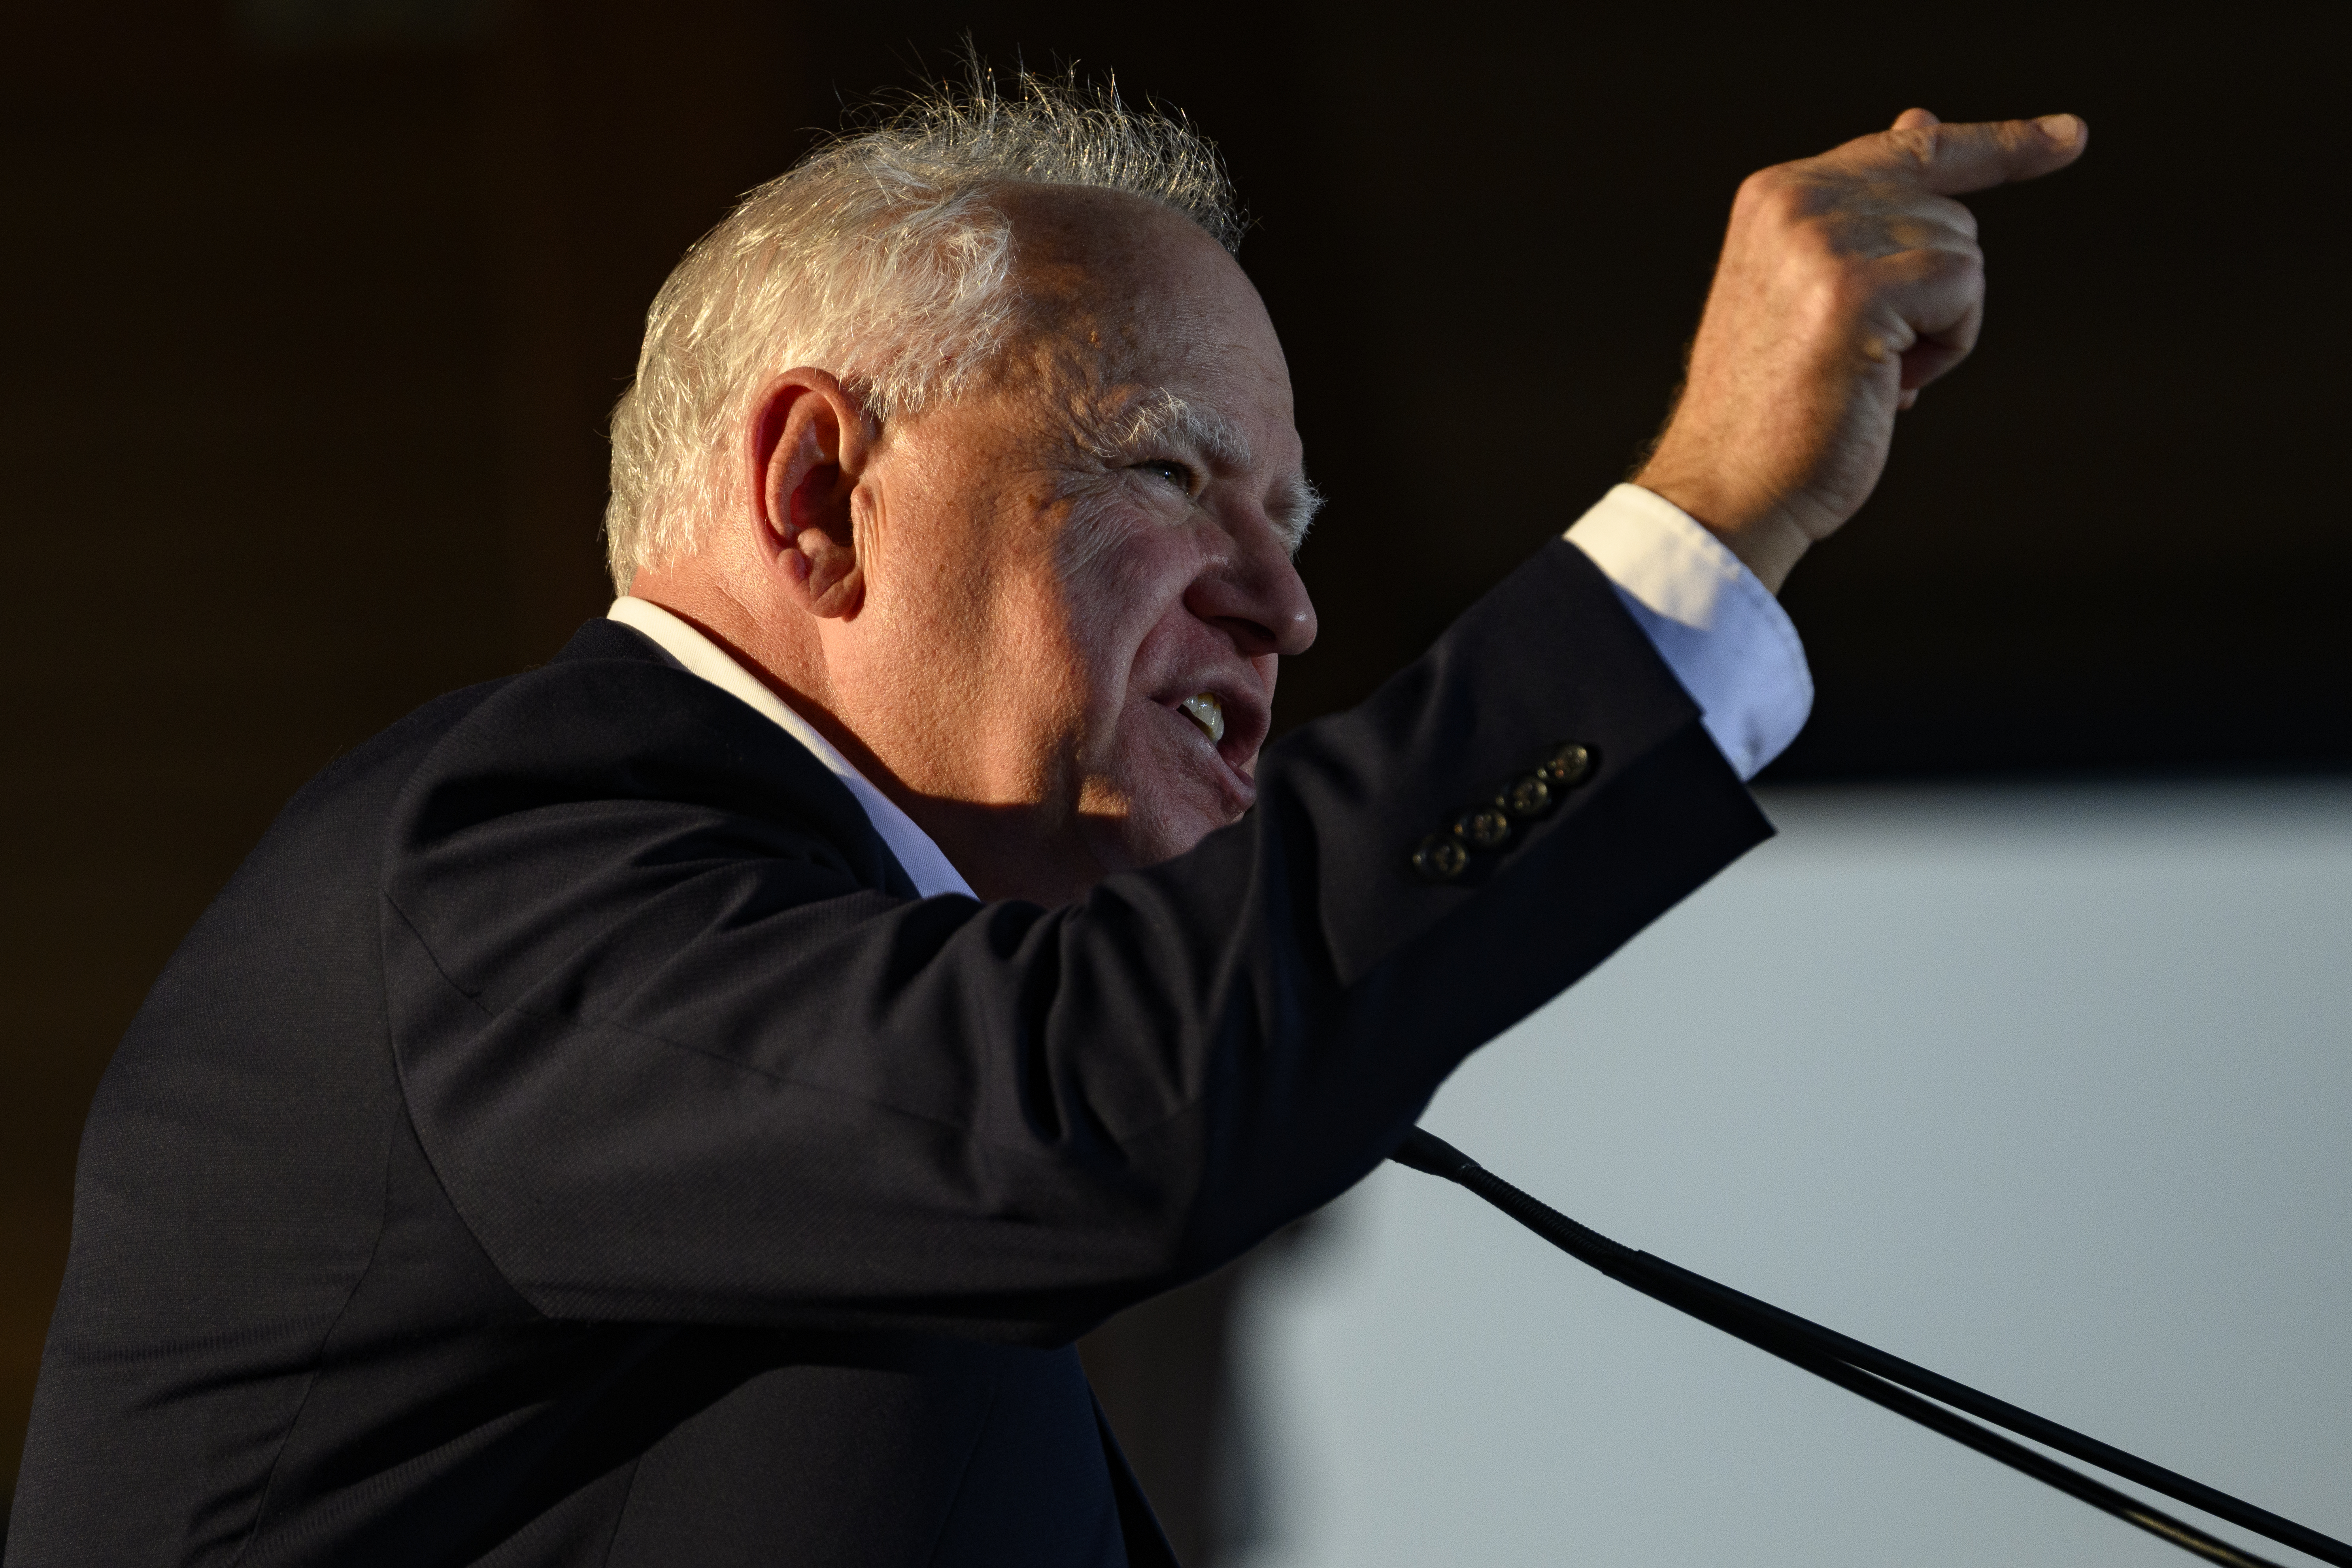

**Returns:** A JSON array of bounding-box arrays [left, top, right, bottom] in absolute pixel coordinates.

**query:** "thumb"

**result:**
[[1848, 111, 2089, 195]]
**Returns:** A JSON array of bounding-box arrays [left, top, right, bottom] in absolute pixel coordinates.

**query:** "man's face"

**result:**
[[833, 187, 1318, 902]]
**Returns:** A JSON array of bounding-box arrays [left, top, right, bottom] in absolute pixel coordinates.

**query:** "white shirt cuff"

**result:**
[[1565, 483, 1813, 780]]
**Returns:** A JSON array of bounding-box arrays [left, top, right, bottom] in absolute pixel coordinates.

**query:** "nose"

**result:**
[[1185, 514, 1318, 659]]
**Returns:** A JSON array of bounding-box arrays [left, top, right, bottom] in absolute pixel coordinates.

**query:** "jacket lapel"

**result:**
[[558, 619, 923, 900]]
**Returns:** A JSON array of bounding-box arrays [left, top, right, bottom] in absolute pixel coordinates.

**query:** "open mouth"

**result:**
[[1176, 691, 1226, 745]]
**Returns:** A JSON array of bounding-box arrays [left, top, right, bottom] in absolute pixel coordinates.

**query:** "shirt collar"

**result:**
[[606, 596, 977, 900]]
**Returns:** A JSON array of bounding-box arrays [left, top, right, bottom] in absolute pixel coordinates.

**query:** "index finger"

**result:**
[[1841, 112, 2090, 196]]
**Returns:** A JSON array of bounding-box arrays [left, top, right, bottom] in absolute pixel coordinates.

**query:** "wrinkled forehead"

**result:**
[[992, 184, 1295, 427]]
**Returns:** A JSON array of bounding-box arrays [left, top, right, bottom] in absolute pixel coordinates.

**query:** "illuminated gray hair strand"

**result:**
[[601, 69, 1242, 591]]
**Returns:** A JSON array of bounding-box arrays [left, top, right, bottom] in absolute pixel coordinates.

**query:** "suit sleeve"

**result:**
[[381, 540, 1772, 1342]]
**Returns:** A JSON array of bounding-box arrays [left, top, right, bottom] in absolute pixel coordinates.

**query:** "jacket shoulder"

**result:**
[[383, 619, 903, 894]]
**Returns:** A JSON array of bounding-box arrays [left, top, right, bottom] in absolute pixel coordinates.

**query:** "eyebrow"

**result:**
[[1270, 470, 1323, 554], [1085, 389, 1323, 553], [1125, 390, 1251, 468]]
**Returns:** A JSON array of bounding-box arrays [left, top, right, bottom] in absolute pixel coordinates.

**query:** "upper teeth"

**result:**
[[1179, 692, 1226, 744]]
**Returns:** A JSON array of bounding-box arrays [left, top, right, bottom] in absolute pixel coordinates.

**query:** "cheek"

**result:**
[[999, 580, 1097, 753], [952, 523, 1143, 804], [1087, 614, 1231, 821], [1059, 520, 1201, 715]]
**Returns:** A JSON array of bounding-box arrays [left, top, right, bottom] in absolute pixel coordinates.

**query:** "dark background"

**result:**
[[3, 0, 2343, 1555]]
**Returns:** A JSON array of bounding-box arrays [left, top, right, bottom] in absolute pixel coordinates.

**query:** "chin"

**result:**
[[1100, 790, 1243, 873], [1082, 729, 1257, 875]]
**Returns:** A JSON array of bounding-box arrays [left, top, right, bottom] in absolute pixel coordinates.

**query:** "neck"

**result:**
[[625, 568, 1103, 906], [627, 568, 838, 731]]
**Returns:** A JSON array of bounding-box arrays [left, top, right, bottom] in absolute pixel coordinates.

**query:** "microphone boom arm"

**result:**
[[1390, 1126, 2350, 1568]]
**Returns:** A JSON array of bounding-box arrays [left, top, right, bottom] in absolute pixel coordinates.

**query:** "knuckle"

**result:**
[[1927, 242, 1986, 280], [1930, 196, 1982, 240], [1735, 166, 1810, 223], [1883, 123, 1940, 171], [1733, 167, 1784, 211]]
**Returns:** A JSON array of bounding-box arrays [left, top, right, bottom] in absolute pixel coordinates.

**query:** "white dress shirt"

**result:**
[[1563, 483, 1813, 781], [606, 596, 979, 898], [608, 483, 1810, 896]]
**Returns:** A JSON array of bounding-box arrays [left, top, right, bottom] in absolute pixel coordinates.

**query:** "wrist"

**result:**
[[1629, 468, 1813, 595]]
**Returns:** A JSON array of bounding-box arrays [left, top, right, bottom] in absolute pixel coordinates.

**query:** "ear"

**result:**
[[748, 370, 872, 619]]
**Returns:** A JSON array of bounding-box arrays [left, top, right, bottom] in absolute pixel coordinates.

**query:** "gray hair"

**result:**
[[602, 70, 1244, 591]]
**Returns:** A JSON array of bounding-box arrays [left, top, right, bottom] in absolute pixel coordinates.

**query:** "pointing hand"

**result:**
[[1636, 109, 2088, 591]]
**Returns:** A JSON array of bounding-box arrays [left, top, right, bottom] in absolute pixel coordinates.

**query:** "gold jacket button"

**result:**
[[1411, 834, 1470, 881], [1499, 774, 1553, 818], [1453, 807, 1512, 850], [1537, 742, 1595, 788]]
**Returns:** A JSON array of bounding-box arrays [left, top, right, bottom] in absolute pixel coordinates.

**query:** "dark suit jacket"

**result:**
[[9, 540, 1770, 1566]]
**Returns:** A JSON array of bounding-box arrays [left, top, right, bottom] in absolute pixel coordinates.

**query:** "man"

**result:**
[[8, 79, 2082, 1566]]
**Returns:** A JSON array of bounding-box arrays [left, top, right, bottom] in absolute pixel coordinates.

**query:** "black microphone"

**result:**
[[1391, 1126, 2350, 1568]]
